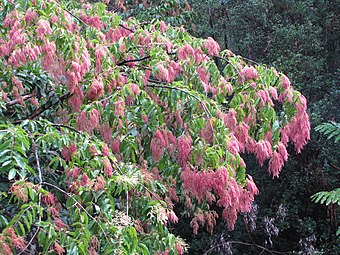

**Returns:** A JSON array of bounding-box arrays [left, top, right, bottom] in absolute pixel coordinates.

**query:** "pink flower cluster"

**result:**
[[226, 135, 241, 155], [76, 109, 99, 134], [159, 21, 167, 33], [61, 142, 77, 162], [190, 211, 219, 235], [281, 111, 310, 153], [103, 158, 113, 177], [234, 123, 249, 152], [281, 74, 291, 89], [24, 8, 37, 24], [197, 66, 210, 85], [150, 130, 177, 162], [106, 26, 132, 43], [155, 61, 182, 83], [36, 19, 52, 40], [203, 37, 220, 56], [219, 78, 233, 96], [79, 13, 103, 29], [239, 66, 259, 82], [178, 44, 209, 64], [155, 64, 170, 82], [255, 89, 274, 106], [177, 135, 192, 167], [95, 45, 106, 73], [114, 100, 125, 117], [220, 108, 237, 131], [41, 40, 57, 72], [200, 122, 214, 145], [278, 93, 310, 154], [181, 166, 259, 231], [87, 78, 104, 100], [9, 43, 40, 67], [1, 227, 26, 254], [254, 140, 272, 166]]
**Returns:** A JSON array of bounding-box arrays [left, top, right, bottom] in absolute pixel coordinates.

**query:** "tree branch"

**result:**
[[51, 123, 81, 134], [6, 93, 35, 107], [117, 55, 151, 66], [13, 93, 71, 124], [42, 181, 110, 243], [146, 82, 213, 118], [119, 24, 135, 33], [17, 227, 40, 255], [31, 133, 43, 185]]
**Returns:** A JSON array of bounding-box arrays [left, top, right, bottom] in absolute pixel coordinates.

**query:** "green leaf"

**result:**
[[8, 168, 17, 180]]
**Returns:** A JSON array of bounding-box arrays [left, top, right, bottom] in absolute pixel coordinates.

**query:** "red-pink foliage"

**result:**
[[76, 109, 99, 133], [199, 122, 214, 145], [254, 140, 272, 166], [203, 37, 220, 55], [36, 19, 52, 40], [268, 151, 284, 178], [87, 78, 104, 100], [239, 66, 258, 82], [61, 142, 77, 162], [177, 135, 192, 167], [281, 74, 291, 89]]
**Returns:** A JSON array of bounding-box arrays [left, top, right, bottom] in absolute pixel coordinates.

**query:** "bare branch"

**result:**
[[119, 24, 135, 33], [51, 123, 81, 134], [117, 55, 151, 66], [17, 227, 40, 255], [13, 93, 71, 124], [31, 133, 42, 185], [6, 93, 35, 107]]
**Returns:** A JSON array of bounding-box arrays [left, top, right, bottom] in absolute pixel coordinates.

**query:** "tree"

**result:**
[[311, 121, 340, 236], [0, 0, 310, 254], [186, 0, 339, 253]]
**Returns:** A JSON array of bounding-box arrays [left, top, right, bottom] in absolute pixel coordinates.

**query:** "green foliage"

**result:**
[[0, 0, 312, 254], [121, 0, 192, 26], [311, 189, 340, 206], [315, 121, 340, 143], [185, 0, 339, 254]]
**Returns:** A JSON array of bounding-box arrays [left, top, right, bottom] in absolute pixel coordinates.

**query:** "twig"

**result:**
[[41, 181, 110, 243], [51, 123, 81, 134], [243, 216, 256, 245], [17, 227, 40, 255], [13, 93, 71, 124], [62, 7, 88, 27], [140, 183, 162, 203], [146, 82, 213, 118], [6, 93, 35, 107], [31, 133, 42, 185], [119, 24, 135, 33], [126, 192, 129, 217], [117, 55, 151, 66], [212, 54, 241, 77]]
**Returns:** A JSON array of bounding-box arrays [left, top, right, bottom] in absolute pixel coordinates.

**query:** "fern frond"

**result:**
[[311, 188, 340, 206], [315, 121, 340, 143]]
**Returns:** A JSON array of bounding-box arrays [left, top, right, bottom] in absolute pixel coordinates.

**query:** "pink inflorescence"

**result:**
[[203, 37, 220, 56], [181, 166, 259, 231], [177, 135, 192, 167], [239, 66, 259, 82]]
